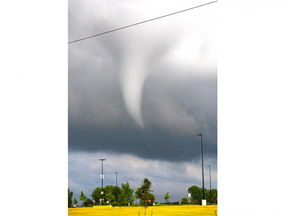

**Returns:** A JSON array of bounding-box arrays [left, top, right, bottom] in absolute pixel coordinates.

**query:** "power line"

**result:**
[[68, 1, 217, 44]]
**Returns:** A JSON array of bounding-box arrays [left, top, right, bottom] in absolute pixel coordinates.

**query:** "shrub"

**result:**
[[83, 198, 93, 207], [181, 197, 189, 204]]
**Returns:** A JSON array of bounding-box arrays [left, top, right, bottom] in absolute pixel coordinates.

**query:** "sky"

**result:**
[[68, 0, 217, 203]]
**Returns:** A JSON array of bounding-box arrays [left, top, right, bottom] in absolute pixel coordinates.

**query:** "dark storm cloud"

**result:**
[[69, 71, 217, 161], [68, 0, 217, 162]]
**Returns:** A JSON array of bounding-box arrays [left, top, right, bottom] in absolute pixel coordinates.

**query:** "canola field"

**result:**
[[68, 205, 217, 216]]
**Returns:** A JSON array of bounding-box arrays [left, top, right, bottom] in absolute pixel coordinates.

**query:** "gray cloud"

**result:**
[[68, 67, 217, 161]]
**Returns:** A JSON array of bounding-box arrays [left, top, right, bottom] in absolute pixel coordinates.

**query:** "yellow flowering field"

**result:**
[[68, 205, 217, 216]]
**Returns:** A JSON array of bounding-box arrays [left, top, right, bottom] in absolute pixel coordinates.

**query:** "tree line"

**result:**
[[68, 178, 217, 207], [68, 179, 154, 207], [180, 186, 217, 205]]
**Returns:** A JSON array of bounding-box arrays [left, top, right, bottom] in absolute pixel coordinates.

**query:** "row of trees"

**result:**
[[68, 178, 155, 207], [180, 185, 217, 205], [68, 181, 217, 208], [90, 181, 136, 206]]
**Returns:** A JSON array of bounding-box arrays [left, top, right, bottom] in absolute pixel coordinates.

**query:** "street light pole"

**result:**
[[99, 159, 106, 205], [208, 165, 211, 204], [197, 134, 205, 202]]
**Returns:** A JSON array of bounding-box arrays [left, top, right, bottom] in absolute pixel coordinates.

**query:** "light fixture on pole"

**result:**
[[99, 159, 106, 205], [197, 134, 205, 205], [208, 165, 212, 204]]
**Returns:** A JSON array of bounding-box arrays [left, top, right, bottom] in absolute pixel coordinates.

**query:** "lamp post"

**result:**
[[99, 159, 106, 205], [197, 134, 205, 204], [115, 171, 118, 206], [208, 165, 211, 204]]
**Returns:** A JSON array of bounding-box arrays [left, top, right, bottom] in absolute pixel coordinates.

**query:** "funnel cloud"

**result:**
[[119, 49, 148, 128]]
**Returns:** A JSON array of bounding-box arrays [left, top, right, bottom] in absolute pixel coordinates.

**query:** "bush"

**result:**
[[181, 197, 189, 204], [83, 198, 93, 207]]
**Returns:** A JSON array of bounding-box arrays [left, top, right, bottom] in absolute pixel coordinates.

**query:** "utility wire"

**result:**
[[68, 1, 217, 44]]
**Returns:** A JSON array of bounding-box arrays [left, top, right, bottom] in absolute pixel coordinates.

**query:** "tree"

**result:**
[[164, 192, 171, 203], [91, 187, 102, 205], [68, 188, 73, 207], [105, 185, 115, 205], [135, 178, 154, 215], [91, 185, 122, 206], [204, 188, 208, 203], [188, 185, 202, 205], [79, 190, 87, 207], [181, 197, 189, 204], [211, 189, 217, 204], [114, 186, 122, 206], [73, 198, 78, 206], [202, 188, 218, 204], [139, 193, 155, 206], [120, 181, 135, 205]]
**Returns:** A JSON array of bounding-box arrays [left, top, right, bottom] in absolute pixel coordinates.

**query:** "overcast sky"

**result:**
[[68, 0, 217, 202]]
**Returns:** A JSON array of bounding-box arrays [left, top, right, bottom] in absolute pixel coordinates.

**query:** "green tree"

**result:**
[[91, 187, 102, 205], [73, 198, 78, 206], [181, 197, 189, 204], [114, 186, 122, 206], [203, 188, 217, 204], [164, 192, 171, 203], [204, 188, 212, 204], [188, 185, 202, 205], [79, 190, 87, 207], [105, 185, 115, 205], [135, 178, 154, 215], [120, 181, 135, 205], [91, 185, 122, 206], [68, 188, 73, 207], [211, 189, 217, 204], [139, 193, 155, 206]]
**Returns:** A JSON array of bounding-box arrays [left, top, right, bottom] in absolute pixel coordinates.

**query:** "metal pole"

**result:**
[[197, 134, 205, 200], [201, 135, 205, 200], [99, 159, 106, 205]]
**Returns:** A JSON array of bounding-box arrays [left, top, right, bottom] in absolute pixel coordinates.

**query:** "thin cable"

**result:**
[[68, 1, 217, 44]]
